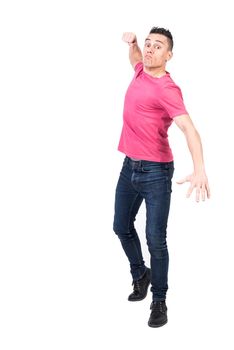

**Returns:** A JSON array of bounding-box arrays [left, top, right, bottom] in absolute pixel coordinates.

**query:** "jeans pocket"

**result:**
[[141, 166, 168, 186], [141, 165, 164, 173]]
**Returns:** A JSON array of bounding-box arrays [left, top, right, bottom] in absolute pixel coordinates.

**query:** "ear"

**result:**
[[166, 51, 173, 62]]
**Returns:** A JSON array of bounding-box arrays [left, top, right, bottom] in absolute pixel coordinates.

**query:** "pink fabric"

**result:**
[[117, 61, 188, 162]]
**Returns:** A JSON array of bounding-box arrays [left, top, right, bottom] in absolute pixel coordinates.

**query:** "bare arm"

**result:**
[[122, 32, 143, 69], [174, 114, 211, 201], [174, 115, 205, 173]]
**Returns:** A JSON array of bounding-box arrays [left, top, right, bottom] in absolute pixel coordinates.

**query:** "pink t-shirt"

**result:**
[[117, 61, 188, 162]]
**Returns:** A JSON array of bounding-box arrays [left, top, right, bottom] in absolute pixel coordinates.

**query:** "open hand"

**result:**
[[176, 171, 211, 202]]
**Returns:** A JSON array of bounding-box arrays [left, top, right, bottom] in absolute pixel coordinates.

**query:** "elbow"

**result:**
[[184, 127, 200, 139]]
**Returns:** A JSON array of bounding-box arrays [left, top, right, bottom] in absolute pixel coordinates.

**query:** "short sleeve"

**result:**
[[134, 61, 143, 71], [160, 82, 189, 119], [133, 61, 143, 76]]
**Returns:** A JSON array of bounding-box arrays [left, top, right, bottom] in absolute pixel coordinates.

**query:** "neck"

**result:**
[[143, 66, 167, 78]]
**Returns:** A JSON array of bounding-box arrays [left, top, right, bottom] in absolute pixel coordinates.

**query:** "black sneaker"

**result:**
[[128, 267, 151, 301], [148, 300, 168, 327]]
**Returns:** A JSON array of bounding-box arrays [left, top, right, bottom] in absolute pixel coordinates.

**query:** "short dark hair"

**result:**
[[149, 26, 173, 51]]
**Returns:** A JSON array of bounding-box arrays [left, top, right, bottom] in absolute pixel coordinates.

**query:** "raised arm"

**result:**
[[122, 32, 143, 69]]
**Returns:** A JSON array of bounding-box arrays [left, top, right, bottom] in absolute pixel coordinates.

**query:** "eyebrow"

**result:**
[[145, 38, 165, 45]]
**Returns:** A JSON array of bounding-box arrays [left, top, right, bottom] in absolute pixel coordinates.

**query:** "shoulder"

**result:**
[[161, 74, 181, 89], [159, 75, 183, 98], [133, 61, 143, 75], [133, 60, 143, 70]]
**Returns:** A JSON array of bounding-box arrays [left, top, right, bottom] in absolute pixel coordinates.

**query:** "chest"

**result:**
[[125, 76, 162, 111]]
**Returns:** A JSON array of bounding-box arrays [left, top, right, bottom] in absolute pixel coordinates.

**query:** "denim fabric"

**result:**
[[113, 156, 174, 301]]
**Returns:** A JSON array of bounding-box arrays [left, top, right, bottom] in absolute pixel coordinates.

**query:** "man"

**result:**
[[113, 27, 210, 328]]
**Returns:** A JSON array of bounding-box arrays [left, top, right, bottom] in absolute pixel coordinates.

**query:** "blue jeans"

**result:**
[[113, 156, 174, 301]]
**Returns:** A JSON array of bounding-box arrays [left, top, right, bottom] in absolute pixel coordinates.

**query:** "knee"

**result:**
[[147, 233, 168, 258], [113, 220, 122, 237], [113, 222, 135, 241]]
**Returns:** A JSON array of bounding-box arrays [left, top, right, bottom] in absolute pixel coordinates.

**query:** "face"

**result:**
[[143, 33, 173, 69]]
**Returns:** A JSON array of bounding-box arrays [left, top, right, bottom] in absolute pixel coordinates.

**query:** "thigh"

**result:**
[[140, 164, 174, 235], [113, 160, 143, 233]]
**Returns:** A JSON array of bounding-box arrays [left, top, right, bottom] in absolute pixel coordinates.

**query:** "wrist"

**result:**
[[194, 166, 206, 175], [129, 40, 137, 47]]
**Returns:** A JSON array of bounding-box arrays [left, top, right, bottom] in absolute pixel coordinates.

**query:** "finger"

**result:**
[[125, 33, 135, 44], [206, 182, 211, 198], [122, 33, 131, 42], [176, 177, 189, 184], [196, 186, 201, 202], [186, 183, 195, 198], [201, 183, 206, 201]]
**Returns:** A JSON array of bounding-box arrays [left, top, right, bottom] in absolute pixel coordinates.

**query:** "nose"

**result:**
[[146, 46, 153, 54]]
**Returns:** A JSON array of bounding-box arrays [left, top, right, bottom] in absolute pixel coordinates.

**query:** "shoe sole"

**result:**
[[148, 319, 168, 328], [128, 278, 151, 302]]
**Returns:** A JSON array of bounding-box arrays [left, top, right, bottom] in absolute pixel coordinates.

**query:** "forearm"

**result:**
[[184, 128, 206, 173], [128, 42, 143, 66]]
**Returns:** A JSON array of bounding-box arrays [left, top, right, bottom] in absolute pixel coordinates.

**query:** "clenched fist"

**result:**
[[122, 32, 137, 46]]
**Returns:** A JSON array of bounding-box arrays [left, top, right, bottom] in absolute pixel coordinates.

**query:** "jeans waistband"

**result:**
[[125, 156, 174, 169]]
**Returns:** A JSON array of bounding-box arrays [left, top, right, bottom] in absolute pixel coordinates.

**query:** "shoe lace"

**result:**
[[151, 301, 166, 314], [132, 279, 141, 292]]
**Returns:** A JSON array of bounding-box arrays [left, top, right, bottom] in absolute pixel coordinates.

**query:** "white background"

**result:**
[[0, 0, 233, 349]]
